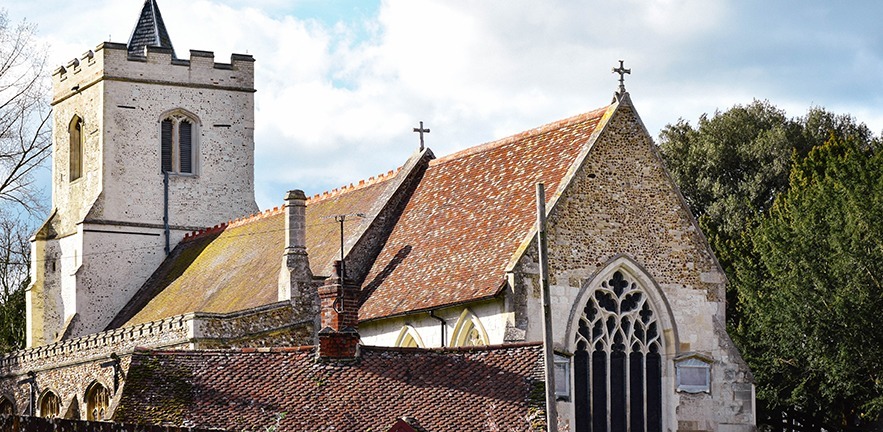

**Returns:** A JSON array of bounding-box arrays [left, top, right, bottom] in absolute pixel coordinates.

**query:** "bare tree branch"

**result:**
[[0, 10, 51, 217]]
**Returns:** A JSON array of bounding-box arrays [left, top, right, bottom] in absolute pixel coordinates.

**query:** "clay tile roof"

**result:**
[[113, 343, 545, 431], [359, 106, 611, 320]]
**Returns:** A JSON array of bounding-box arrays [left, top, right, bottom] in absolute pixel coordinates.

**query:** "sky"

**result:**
[[7, 0, 883, 211]]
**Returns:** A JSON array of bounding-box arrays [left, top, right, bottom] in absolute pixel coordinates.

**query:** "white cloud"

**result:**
[[11, 0, 883, 212]]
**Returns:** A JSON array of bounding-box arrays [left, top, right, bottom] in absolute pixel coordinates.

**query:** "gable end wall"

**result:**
[[512, 98, 754, 430]]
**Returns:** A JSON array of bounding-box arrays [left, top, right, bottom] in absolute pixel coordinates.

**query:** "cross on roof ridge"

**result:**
[[612, 59, 631, 96], [413, 121, 430, 151]]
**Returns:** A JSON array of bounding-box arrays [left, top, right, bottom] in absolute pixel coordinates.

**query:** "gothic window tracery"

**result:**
[[39, 391, 61, 418], [86, 382, 110, 421], [161, 111, 198, 175], [574, 270, 662, 432], [69, 115, 84, 181]]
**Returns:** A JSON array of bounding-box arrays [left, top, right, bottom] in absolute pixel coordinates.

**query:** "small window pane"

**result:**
[[554, 355, 570, 399]]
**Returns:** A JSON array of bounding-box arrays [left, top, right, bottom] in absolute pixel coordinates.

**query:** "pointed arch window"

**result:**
[[69, 115, 84, 181], [86, 381, 110, 420], [451, 309, 489, 347], [395, 325, 425, 348], [161, 111, 198, 174], [574, 270, 663, 432], [0, 396, 14, 415], [39, 390, 61, 418]]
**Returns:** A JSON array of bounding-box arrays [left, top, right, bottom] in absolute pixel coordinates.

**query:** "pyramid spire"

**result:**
[[127, 0, 176, 59]]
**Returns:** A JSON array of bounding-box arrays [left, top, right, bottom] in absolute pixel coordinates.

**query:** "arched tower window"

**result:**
[[395, 325, 425, 348], [574, 270, 663, 432], [86, 381, 110, 421], [161, 111, 198, 174], [39, 390, 61, 418], [0, 396, 15, 415], [451, 309, 489, 347], [69, 115, 84, 181]]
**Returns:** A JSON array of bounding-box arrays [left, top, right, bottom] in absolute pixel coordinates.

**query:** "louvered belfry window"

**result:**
[[574, 270, 663, 432], [161, 119, 174, 172], [160, 113, 196, 174]]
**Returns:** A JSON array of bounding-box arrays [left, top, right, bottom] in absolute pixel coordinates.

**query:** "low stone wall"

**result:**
[[0, 415, 224, 431], [0, 302, 311, 419]]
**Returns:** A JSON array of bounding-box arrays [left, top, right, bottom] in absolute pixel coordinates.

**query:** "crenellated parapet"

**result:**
[[52, 42, 255, 105]]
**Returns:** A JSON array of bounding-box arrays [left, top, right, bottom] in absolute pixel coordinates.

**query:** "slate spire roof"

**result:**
[[127, 0, 176, 59]]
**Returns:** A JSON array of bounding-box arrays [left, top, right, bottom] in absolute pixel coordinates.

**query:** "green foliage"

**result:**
[[660, 101, 883, 428], [735, 136, 883, 426]]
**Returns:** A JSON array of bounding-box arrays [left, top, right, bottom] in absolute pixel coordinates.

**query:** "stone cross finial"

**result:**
[[413, 121, 430, 151], [612, 60, 631, 95]]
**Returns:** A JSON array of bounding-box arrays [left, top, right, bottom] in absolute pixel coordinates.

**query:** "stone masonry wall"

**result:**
[[511, 97, 754, 430], [33, 42, 260, 345]]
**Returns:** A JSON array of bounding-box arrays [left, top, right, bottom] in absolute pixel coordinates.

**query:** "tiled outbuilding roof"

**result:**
[[359, 106, 611, 320], [114, 343, 545, 431]]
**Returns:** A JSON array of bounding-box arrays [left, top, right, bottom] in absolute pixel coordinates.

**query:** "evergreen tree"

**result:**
[[736, 136, 883, 428]]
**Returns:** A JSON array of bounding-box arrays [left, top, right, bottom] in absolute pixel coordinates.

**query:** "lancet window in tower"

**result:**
[[574, 270, 663, 432], [69, 115, 84, 181], [161, 112, 197, 174]]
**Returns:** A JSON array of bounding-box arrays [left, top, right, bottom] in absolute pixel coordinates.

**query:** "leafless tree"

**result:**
[[0, 9, 51, 215]]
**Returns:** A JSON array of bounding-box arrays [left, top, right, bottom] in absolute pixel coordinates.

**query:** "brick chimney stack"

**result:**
[[317, 260, 360, 360]]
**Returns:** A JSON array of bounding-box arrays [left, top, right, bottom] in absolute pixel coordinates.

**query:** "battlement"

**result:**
[[52, 42, 255, 103]]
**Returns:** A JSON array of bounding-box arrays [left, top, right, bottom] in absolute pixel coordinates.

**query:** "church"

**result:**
[[3, 1, 756, 430]]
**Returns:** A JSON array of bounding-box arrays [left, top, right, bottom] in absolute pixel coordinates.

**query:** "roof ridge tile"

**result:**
[[431, 105, 611, 166], [181, 205, 285, 243], [307, 166, 403, 204]]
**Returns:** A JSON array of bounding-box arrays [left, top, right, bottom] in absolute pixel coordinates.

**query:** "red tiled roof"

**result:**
[[359, 106, 611, 320], [114, 343, 545, 431]]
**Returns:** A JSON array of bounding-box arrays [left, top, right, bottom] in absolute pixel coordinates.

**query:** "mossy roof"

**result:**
[[111, 174, 398, 328]]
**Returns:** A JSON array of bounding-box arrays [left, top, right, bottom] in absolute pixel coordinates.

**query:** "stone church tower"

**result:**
[[26, 0, 258, 347]]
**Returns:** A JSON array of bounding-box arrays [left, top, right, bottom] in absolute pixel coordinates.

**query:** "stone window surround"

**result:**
[[85, 379, 112, 421], [394, 324, 425, 348], [38, 389, 61, 418], [450, 308, 489, 347], [159, 108, 200, 176], [69, 115, 84, 182], [564, 255, 681, 430]]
